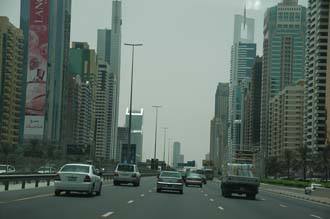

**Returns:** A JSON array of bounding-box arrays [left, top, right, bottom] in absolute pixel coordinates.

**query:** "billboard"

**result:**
[[24, 0, 49, 137], [121, 144, 136, 164]]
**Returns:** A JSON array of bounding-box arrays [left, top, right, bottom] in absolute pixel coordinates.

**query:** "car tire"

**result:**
[[113, 181, 119, 186], [55, 190, 61, 196], [157, 188, 161, 193], [200, 184, 203, 188], [179, 190, 183, 195], [185, 184, 189, 187], [222, 189, 230, 198], [247, 193, 256, 200], [96, 183, 102, 196]]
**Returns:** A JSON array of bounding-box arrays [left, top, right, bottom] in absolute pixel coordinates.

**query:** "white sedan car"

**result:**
[[54, 163, 102, 196]]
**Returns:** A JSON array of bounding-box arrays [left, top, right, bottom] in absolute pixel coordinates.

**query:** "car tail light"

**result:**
[[114, 172, 119, 176], [132, 173, 137, 177], [54, 173, 61, 181], [84, 175, 91, 182]]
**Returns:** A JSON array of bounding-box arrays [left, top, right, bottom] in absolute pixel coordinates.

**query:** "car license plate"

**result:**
[[68, 176, 77, 181]]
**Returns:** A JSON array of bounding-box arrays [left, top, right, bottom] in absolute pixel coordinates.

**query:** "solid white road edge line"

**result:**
[[101, 212, 114, 217], [310, 214, 322, 219]]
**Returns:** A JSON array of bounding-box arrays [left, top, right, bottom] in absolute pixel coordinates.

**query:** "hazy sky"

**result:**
[[1, 0, 307, 167]]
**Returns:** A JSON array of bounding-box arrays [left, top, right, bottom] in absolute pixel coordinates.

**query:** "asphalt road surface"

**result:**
[[0, 177, 329, 219]]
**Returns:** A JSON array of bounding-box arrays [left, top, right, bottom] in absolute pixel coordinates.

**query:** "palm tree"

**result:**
[[282, 149, 295, 179], [296, 145, 311, 180], [0, 142, 13, 171], [320, 144, 330, 180]]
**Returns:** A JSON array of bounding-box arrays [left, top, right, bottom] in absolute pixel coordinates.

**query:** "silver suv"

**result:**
[[113, 163, 141, 186]]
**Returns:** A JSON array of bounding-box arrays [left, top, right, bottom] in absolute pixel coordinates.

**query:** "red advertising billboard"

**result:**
[[24, 0, 49, 136]]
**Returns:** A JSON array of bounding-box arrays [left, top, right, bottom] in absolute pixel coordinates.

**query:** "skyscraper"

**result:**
[[20, 0, 72, 144], [46, 0, 72, 144], [210, 83, 229, 170], [125, 109, 144, 162], [95, 60, 111, 159], [306, 0, 329, 149], [0, 17, 24, 147], [172, 142, 181, 167], [96, 29, 115, 160], [75, 81, 93, 151], [97, 29, 111, 64], [228, 13, 256, 162], [244, 57, 262, 148], [116, 126, 128, 161], [260, 0, 306, 166], [109, 0, 122, 160], [65, 42, 97, 155]]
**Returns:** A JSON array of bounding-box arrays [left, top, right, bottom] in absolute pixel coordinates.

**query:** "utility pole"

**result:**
[[124, 43, 143, 152], [152, 105, 162, 160], [162, 127, 168, 162]]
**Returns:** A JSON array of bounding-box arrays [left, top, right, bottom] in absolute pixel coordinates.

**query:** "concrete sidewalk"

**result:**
[[260, 183, 330, 205]]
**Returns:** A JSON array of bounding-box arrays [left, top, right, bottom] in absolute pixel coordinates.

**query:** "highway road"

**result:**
[[0, 177, 329, 219]]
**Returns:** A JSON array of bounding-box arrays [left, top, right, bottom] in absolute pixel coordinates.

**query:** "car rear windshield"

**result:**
[[187, 173, 200, 178], [61, 165, 89, 173], [196, 170, 204, 174], [161, 172, 181, 178], [117, 165, 134, 172], [227, 164, 253, 177]]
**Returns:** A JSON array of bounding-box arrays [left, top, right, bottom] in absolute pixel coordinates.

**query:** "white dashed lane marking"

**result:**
[[101, 212, 114, 217], [310, 214, 322, 219], [128, 200, 134, 204], [204, 194, 208, 197], [279, 204, 287, 208], [148, 190, 152, 193], [140, 194, 145, 197], [218, 206, 224, 211], [209, 198, 214, 202]]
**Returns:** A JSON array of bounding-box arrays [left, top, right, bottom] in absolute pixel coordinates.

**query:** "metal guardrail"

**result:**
[[0, 172, 158, 191]]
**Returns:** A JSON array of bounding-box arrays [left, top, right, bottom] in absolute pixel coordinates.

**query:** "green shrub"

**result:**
[[261, 179, 330, 188]]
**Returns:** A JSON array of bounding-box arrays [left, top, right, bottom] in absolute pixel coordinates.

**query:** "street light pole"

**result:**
[[162, 127, 168, 162], [152, 105, 162, 160], [124, 43, 143, 152], [168, 138, 172, 167]]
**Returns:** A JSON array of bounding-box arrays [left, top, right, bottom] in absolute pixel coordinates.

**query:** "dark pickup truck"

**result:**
[[221, 163, 259, 200]]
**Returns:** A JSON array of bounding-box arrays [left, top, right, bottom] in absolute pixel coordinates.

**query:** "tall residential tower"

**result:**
[[228, 13, 256, 162], [260, 0, 306, 168], [109, 0, 122, 160]]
